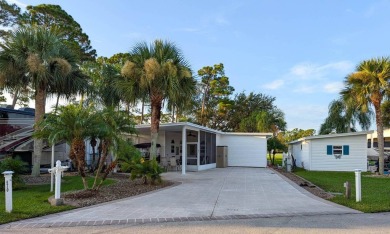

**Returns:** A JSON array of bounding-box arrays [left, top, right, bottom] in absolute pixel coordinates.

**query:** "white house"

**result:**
[[288, 131, 373, 172], [367, 129, 390, 152], [130, 122, 272, 174]]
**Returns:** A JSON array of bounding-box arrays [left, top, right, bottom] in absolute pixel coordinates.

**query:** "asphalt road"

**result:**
[[3, 213, 390, 234]]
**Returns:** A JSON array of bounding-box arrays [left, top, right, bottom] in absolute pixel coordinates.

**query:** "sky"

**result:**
[[4, 0, 390, 131]]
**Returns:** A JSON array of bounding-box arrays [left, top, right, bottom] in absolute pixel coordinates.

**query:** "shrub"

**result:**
[[116, 139, 142, 173], [0, 156, 28, 190], [130, 158, 164, 185]]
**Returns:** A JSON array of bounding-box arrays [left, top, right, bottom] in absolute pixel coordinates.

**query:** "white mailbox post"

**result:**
[[48, 160, 68, 205], [2, 171, 14, 213], [355, 169, 362, 202]]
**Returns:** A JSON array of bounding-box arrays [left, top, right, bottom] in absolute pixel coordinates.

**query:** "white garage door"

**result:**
[[220, 135, 267, 167]]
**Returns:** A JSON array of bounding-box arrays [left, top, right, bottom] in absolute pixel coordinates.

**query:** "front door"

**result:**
[[187, 143, 197, 165]]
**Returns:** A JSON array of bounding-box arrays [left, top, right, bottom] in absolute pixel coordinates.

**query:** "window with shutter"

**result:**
[[343, 145, 349, 155], [327, 145, 332, 155]]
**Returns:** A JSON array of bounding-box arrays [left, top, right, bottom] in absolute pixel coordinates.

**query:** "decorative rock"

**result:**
[[48, 196, 64, 206]]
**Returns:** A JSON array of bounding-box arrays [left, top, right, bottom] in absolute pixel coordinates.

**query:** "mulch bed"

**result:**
[[22, 173, 174, 208], [271, 167, 335, 200]]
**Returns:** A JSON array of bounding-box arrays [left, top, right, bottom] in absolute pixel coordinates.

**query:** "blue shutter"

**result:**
[[327, 145, 332, 155], [343, 145, 349, 155]]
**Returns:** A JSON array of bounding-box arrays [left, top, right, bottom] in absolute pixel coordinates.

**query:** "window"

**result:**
[[327, 145, 349, 156], [333, 146, 342, 155]]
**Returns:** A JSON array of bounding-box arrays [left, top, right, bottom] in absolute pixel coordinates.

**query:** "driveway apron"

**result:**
[[5, 168, 359, 228]]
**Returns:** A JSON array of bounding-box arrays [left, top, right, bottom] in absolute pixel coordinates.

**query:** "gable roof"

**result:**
[[288, 131, 374, 144]]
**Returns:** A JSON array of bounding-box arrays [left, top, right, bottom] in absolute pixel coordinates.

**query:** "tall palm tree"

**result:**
[[0, 26, 81, 176], [120, 40, 196, 158], [341, 57, 390, 175], [319, 99, 372, 134]]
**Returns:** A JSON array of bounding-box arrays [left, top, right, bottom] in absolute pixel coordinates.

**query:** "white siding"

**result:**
[[310, 135, 367, 172], [219, 135, 267, 167], [301, 142, 310, 170], [291, 142, 303, 167]]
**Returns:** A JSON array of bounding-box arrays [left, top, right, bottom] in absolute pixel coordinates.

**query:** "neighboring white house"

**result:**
[[288, 131, 373, 172], [130, 122, 272, 174], [367, 129, 390, 152]]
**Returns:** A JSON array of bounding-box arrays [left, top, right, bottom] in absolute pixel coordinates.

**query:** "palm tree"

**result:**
[[341, 57, 390, 175], [34, 104, 98, 189], [319, 99, 372, 134], [120, 40, 196, 158], [91, 107, 136, 189], [0, 26, 81, 176]]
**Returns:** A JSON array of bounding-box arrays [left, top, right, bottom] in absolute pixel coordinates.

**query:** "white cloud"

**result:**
[[8, 0, 27, 8], [289, 61, 354, 80], [321, 61, 354, 73], [290, 63, 316, 78], [262, 79, 284, 90], [324, 82, 344, 93]]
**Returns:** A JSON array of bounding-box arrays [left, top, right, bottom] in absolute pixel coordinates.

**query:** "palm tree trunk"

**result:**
[[150, 97, 162, 159], [54, 94, 60, 113], [72, 138, 88, 189], [31, 86, 46, 177], [172, 105, 175, 123], [374, 103, 385, 175], [96, 160, 117, 190], [90, 137, 97, 169], [11, 87, 19, 109], [92, 140, 108, 189], [141, 98, 145, 124]]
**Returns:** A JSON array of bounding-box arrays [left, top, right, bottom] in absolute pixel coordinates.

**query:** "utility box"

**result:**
[[217, 146, 228, 168]]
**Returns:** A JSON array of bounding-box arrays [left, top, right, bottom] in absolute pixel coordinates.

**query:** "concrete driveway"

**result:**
[[3, 167, 359, 228]]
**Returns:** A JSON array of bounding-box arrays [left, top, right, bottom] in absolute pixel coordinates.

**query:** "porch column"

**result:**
[[182, 126, 186, 175], [197, 130, 200, 167]]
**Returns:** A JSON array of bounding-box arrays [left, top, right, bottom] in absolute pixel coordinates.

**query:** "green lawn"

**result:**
[[267, 153, 283, 166], [0, 175, 114, 224], [294, 169, 390, 213]]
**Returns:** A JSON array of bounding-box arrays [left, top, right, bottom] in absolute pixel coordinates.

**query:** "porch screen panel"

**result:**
[[211, 134, 216, 163], [206, 132, 212, 164], [200, 131, 206, 165]]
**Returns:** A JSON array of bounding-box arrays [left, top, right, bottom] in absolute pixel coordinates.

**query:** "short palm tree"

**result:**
[[341, 57, 390, 175], [120, 40, 196, 158], [319, 99, 372, 134], [91, 107, 137, 189], [34, 104, 98, 189], [0, 26, 81, 176]]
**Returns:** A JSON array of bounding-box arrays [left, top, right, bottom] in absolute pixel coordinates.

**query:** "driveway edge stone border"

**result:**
[[0, 179, 182, 228], [0, 212, 361, 229]]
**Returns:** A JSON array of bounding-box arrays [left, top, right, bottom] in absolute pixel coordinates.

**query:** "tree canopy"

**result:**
[[341, 57, 390, 175], [20, 4, 97, 61]]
